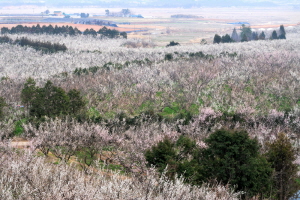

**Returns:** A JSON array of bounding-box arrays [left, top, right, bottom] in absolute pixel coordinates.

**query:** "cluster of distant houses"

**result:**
[[42, 9, 144, 19], [45, 10, 85, 18]]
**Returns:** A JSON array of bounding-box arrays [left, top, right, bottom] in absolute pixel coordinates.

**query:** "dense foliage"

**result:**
[[0, 35, 67, 53], [266, 133, 300, 200], [0, 24, 128, 39], [214, 24, 286, 43], [146, 129, 275, 198], [21, 78, 85, 118], [1, 24, 81, 35], [166, 41, 180, 47]]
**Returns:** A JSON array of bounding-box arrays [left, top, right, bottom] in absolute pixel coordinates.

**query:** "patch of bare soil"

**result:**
[[10, 137, 32, 149]]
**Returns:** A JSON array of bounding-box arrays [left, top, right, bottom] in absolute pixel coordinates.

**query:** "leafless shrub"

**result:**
[[0, 119, 14, 139], [122, 39, 156, 48], [23, 118, 121, 164]]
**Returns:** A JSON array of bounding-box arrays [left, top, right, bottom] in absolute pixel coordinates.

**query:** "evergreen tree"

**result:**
[[145, 138, 177, 174], [251, 32, 259, 40], [98, 26, 108, 36], [120, 32, 127, 39], [68, 26, 75, 35], [271, 30, 278, 40], [10, 27, 17, 34], [240, 24, 252, 41], [278, 25, 286, 39], [241, 33, 248, 42], [259, 31, 266, 40], [53, 25, 59, 34], [221, 34, 233, 43], [145, 129, 274, 198], [21, 78, 37, 109], [89, 28, 97, 36], [193, 129, 273, 198], [21, 79, 85, 119], [74, 27, 81, 35], [46, 24, 54, 34], [108, 29, 120, 38], [213, 34, 221, 44], [83, 28, 90, 35], [265, 133, 300, 200], [41, 25, 47, 34], [15, 25, 24, 33], [1, 27, 10, 34], [30, 81, 70, 118], [68, 89, 85, 115], [231, 28, 239, 42], [145, 136, 196, 178]]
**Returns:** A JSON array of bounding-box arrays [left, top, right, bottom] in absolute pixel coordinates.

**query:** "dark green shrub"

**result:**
[[194, 129, 273, 198], [271, 30, 278, 40], [164, 53, 173, 61], [21, 79, 85, 119], [221, 34, 233, 43], [278, 25, 286, 39], [145, 138, 177, 175], [166, 41, 180, 47], [68, 89, 85, 116], [0, 96, 6, 120], [265, 133, 300, 200], [213, 34, 222, 44], [145, 129, 274, 198], [145, 135, 196, 179]]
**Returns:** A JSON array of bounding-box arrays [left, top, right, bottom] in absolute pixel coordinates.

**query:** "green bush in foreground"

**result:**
[[145, 129, 283, 198], [195, 129, 273, 198]]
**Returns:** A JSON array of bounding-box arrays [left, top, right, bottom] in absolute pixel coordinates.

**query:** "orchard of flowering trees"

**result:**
[[0, 25, 300, 199]]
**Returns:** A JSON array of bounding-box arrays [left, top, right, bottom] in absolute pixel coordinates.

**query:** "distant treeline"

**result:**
[[0, 24, 127, 39], [0, 35, 67, 53], [171, 14, 203, 18], [213, 24, 286, 44]]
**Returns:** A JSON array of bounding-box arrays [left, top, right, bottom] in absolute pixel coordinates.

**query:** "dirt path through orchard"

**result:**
[[10, 138, 32, 149]]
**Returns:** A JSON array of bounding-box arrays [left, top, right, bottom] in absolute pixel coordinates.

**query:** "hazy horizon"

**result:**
[[0, 0, 299, 8]]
